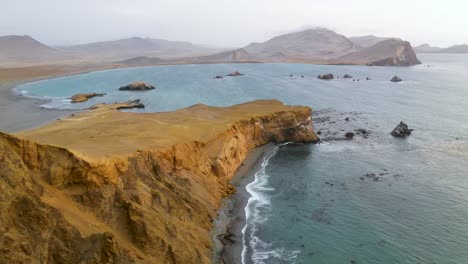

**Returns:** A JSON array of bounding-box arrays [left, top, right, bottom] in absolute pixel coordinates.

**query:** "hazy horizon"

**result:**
[[2, 0, 468, 48]]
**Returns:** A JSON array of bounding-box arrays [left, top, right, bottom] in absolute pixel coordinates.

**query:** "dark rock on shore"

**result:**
[[227, 71, 243, 76], [89, 99, 145, 110], [115, 99, 145, 110], [70, 93, 106, 103], [390, 76, 402, 82], [118, 81, 156, 91], [391, 121, 411, 137], [318, 73, 334, 80]]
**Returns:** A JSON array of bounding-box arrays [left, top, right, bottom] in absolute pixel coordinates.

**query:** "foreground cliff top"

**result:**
[[2, 99, 316, 263], [16, 100, 311, 159]]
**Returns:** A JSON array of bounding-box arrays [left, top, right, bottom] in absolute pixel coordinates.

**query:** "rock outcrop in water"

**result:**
[[227, 71, 243, 77], [318, 73, 334, 80], [1, 100, 318, 263], [118, 81, 155, 91], [70, 92, 106, 103], [391, 76, 403, 82], [391, 121, 412, 137]]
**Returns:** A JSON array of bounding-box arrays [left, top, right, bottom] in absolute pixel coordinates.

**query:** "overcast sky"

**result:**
[[1, 0, 467, 48]]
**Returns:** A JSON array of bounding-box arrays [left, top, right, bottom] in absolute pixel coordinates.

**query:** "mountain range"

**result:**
[[414, 44, 468, 54], [0, 28, 422, 67], [170, 29, 420, 66], [0, 36, 225, 66]]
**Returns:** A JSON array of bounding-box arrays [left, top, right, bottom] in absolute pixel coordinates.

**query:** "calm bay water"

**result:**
[[16, 54, 468, 263]]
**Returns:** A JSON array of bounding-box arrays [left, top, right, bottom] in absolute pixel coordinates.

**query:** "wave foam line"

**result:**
[[241, 142, 292, 264]]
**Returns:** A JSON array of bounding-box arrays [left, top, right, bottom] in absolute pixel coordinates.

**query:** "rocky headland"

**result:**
[[0, 99, 318, 263]]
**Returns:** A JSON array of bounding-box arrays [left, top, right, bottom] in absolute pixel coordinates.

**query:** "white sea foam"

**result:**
[[242, 143, 301, 264]]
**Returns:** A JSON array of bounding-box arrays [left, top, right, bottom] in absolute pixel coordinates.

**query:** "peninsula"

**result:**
[[0, 99, 318, 263]]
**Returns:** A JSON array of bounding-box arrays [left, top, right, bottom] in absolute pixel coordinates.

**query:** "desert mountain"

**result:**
[[242, 28, 361, 60], [415, 44, 468, 54], [336, 39, 421, 66], [0, 35, 226, 66], [58, 37, 225, 60], [180, 28, 420, 66], [0, 35, 59, 65], [349, 35, 400, 48]]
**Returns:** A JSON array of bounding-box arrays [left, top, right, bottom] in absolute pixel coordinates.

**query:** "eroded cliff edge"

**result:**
[[0, 100, 318, 263]]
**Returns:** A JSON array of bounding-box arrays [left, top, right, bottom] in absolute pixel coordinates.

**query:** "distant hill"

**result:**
[[349, 35, 400, 48], [58, 37, 225, 60], [415, 44, 468, 54], [337, 39, 421, 66], [181, 28, 420, 66], [0, 35, 226, 66], [242, 28, 361, 60], [0, 35, 60, 65], [414, 44, 442, 53]]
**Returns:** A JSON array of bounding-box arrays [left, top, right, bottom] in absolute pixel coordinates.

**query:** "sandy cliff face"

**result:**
[[0, 100, 318, 263]]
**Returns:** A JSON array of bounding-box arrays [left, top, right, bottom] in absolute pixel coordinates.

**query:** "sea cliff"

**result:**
[[0, 100, 318, 263]]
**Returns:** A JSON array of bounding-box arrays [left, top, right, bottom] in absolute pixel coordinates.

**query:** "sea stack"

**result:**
[[391, 121, 412, 137]]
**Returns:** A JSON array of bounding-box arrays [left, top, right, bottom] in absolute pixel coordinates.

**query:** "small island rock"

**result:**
[[227, 71, 244, 76], [119, 81, 156, 91], [391, 121, 412, 137], [343, 74, 353, 79], [390, 76, 402, 82]]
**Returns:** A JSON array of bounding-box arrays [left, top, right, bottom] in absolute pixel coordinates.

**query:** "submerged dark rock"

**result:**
[[390, 76, 402, 82], [345, 132, 354, 139], [391, 121, 412, 137], [214, 75, 224, 79], [317, 73, 334, 80], [119, 81, 156, 91]]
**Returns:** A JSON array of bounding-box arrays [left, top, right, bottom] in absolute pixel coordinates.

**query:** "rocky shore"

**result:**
[[1, 99, 318, 263]]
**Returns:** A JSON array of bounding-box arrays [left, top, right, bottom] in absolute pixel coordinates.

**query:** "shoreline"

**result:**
[[213, 143, 278, 264], [0, 81, 77, 132]]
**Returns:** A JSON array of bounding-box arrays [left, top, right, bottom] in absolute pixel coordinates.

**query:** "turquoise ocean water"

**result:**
[[16, 54, 468, 264]]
